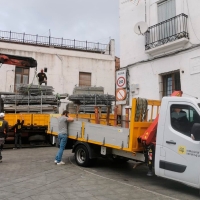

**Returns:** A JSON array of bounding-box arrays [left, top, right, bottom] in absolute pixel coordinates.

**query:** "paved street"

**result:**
[[0, 147, 199, 200]]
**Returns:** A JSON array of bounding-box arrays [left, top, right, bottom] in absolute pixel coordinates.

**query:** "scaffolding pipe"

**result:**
[[41, 91, 43, 113], [114, 106, 117, 127], [15, 93, 16, 114], [28, 90, 29, 113]]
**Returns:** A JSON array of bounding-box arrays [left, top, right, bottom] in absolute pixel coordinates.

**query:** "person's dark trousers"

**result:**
[[39, 81, 47, 85], [15, 133, 22, 148], [0, 149, 2, 161], [0, 138, 5, 161]]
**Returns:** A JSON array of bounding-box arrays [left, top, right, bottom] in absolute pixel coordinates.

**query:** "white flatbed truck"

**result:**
[[49, 93, 200, 189]]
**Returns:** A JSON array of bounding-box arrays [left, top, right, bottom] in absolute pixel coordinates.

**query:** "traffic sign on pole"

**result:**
[[116, 69, 126, 89], [116, 88, 127, 101], [117, 77, 125, 88]]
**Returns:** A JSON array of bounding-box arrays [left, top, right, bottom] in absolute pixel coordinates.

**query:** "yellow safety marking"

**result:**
[[68, 136, 132, 152], [0, 121, 2, 126], [47, 132, 58, 136], [178, 146, 186, 154]]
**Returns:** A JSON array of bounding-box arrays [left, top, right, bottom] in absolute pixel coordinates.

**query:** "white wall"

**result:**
[[119, 0, 200, 115], [0, 40, 115, 97], [120, 0, 148, 67], [128, 47, 200, 100], [120, 0, 200, 67]]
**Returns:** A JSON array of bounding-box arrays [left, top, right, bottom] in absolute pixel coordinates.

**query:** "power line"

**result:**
[[122, 43, 200, 70], [186, 0, 200, 42]]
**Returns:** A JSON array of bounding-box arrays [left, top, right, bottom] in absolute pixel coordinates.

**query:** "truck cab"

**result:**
[[155, 97, 200, 188]]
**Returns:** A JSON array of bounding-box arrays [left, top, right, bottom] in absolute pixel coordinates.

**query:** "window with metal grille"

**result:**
[[160, 71, 181, 97], [79, 72, 91, 86], [15, 67, 29, 92]]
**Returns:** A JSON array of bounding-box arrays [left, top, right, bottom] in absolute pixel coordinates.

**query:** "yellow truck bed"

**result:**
[[48, 98, 161, 152]]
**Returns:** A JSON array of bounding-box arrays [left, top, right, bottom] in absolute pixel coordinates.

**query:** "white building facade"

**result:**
[[0, 32, 115, 111], [119, 0, 200, 106]]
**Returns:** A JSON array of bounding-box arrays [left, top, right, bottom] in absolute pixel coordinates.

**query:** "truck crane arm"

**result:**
[[139, 90, 183, 146], [0, 53, 37, 68]]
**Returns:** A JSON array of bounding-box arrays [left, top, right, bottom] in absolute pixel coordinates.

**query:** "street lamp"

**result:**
[[5, 70, 14, 91]]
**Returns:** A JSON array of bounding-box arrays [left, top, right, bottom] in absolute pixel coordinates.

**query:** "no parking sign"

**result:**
[[116, 69, 126, 89], [116, 88, 127, 101]]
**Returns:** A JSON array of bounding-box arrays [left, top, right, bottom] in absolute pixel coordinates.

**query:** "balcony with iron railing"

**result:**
[[0, 30, 110, 54], [145, 13, 189, 56]]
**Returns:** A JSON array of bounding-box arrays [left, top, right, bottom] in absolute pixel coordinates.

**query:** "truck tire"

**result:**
[[75, 145, 90, 167]]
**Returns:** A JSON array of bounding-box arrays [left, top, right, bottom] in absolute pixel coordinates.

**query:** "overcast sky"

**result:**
[[0, 0, 120, 56]]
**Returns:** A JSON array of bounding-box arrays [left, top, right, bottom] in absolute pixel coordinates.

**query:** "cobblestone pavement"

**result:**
[[0, 147, 199, 200]]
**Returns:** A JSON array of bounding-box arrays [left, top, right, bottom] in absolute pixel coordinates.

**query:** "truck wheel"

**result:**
[[75, 145, 90, 167]]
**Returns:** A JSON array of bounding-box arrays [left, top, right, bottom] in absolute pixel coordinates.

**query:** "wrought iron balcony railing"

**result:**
[[0, 30, 110, 54], [145, 13, 189, 51]]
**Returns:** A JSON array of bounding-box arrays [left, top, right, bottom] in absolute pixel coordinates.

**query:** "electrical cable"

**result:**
[[183, 92, 198, 99], [186, 0, 200, 42], [122, 43, 200, 70]]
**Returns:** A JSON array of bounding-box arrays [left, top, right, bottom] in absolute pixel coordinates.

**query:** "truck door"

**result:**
[[161, 102, 200, 187]]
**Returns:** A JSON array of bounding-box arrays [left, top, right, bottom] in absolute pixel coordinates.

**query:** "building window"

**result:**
[[15, 67, 29, 91], [160, 71, 181, 96], [157, 0, 176, 40], [158, 0, 176, 23], [79, 72, 91, 86], [146, 0, 189, 51], [170, 104, 200, 139]]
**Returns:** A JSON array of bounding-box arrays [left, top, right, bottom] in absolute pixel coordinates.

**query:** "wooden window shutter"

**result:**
[[79, 72, 91, 86]]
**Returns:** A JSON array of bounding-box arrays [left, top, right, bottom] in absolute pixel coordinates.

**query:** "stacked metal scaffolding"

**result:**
[[2, 84, 62, 113], [68, 94, 115, 105], [17, 84, 54, 95], [68, 86, 115, 113]]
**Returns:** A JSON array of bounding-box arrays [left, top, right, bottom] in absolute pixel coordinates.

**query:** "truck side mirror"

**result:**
[[191, 123, 200, 141]]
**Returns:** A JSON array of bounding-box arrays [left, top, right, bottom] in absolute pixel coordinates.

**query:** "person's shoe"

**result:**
[[54, 160, 57, 164], [13, 148, 17, 150], [57, 161, 65, 165], [0, 160, 2, 163]]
